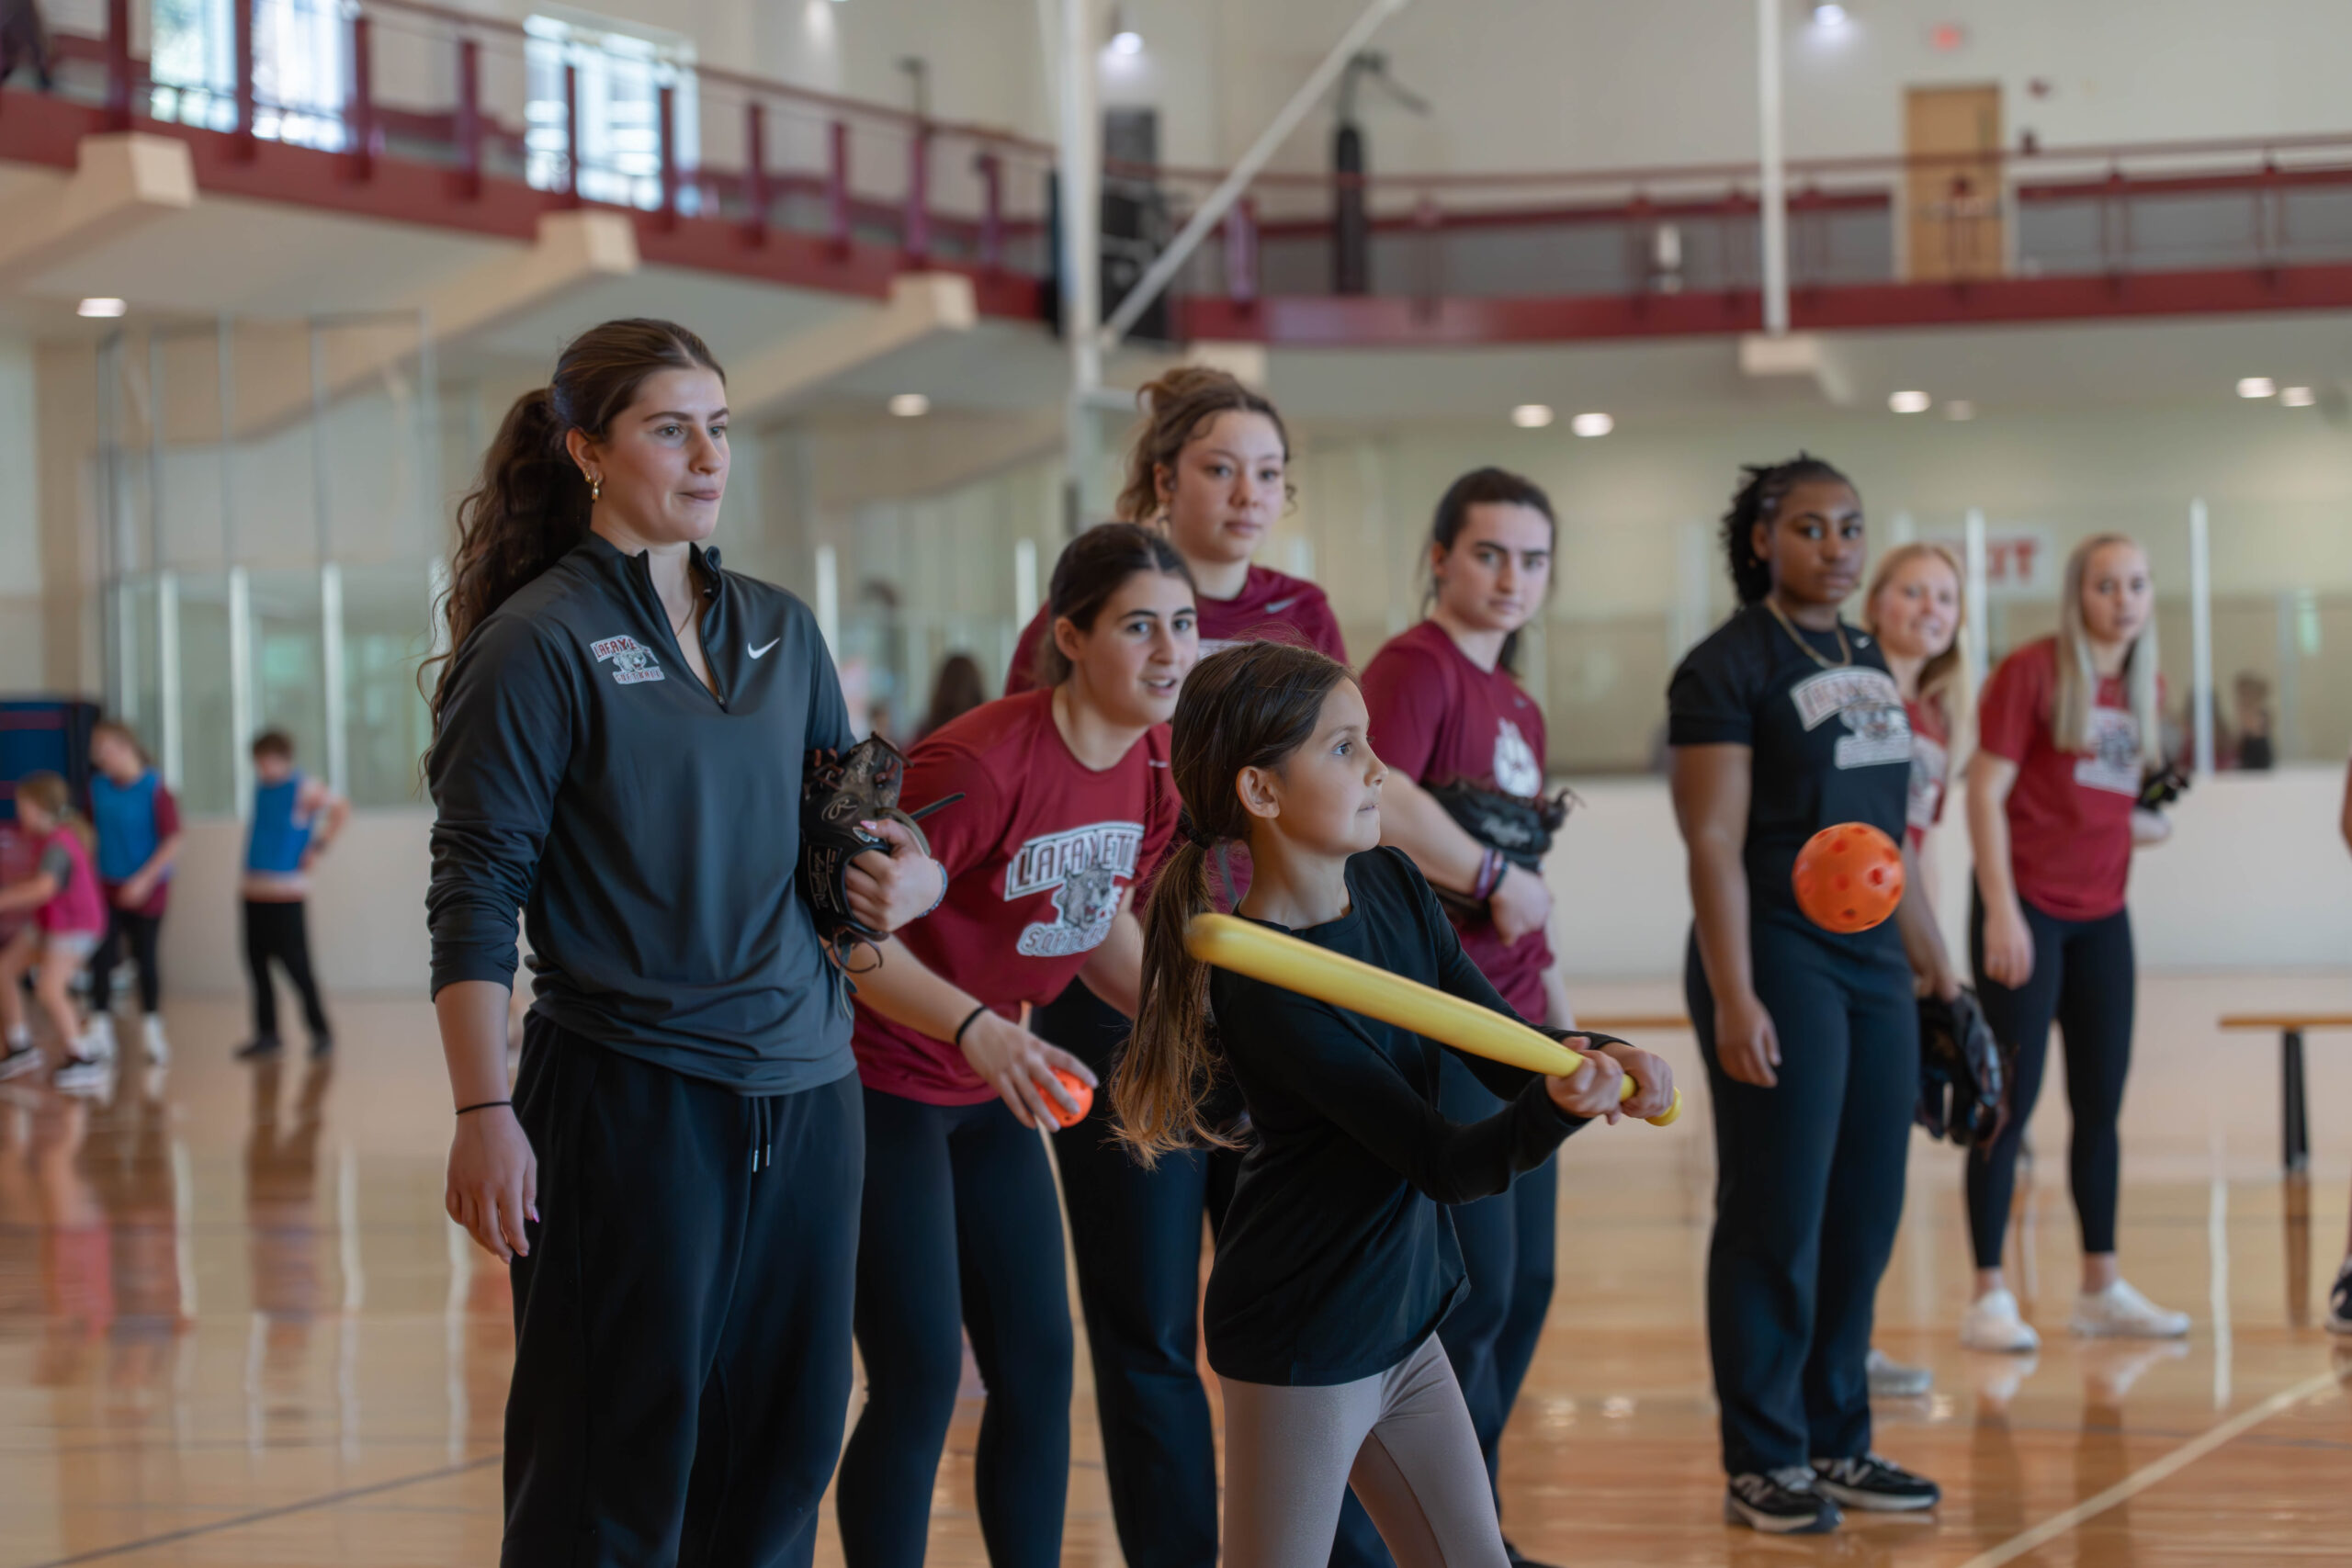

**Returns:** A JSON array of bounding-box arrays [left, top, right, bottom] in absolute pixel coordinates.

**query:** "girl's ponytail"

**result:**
[[1119, 830, 1235, 1165], [1113, 639, 1352, 1164]]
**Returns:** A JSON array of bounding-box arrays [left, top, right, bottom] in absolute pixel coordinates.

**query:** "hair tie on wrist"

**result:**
[[953, 1004, 991, 1047], [456, 1100, 512, 1116]]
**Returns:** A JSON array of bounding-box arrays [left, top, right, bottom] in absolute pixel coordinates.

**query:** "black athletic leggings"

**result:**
[[243, 899, 329, 1043], [837, 1086, 1073, 1568], [1966, 893, 2135, 1270], [90, 904, 163, 1014]]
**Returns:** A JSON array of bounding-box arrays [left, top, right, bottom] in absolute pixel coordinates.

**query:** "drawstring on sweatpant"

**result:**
[[749, 1094, 776, 1174]]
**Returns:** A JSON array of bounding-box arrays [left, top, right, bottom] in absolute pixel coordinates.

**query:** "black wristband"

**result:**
[[456, 1100, 512, 1116], [952, 1004, 991, 1047]]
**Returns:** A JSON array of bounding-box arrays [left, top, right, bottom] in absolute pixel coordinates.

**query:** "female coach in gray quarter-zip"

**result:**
[[424, 318, 946, 1568]]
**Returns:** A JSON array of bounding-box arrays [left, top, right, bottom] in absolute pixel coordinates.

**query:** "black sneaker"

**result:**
[[2327, 1258, 2352, 1336], [309, 1034, 334, 1060], [1503, 1540, 1561, 1568], [1811, 1454, 1941, 1512], [234, 1036, 284, 1061], [1724, 1468, 1842, 1534], [0, 1042, 44, 1082]]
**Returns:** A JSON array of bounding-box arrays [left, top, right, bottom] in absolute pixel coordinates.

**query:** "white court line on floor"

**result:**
[[1954, 1365, 2347, 1568]]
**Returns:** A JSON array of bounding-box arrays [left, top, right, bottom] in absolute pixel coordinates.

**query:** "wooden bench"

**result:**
[[2218, 1013, 2352, 1173]]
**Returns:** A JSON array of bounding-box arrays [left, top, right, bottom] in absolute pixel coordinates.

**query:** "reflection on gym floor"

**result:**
[[1, 989, 2347, 1566]]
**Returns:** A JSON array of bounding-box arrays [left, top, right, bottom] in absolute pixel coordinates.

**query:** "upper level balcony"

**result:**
[[7, 0, 2352, 345]]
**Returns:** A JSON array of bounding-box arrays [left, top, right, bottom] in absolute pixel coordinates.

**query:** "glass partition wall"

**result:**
[[93, 317, 442, 817]]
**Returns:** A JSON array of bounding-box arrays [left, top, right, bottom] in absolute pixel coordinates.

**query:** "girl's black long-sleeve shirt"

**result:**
[[1203, 846, 1588, 1387], [425, 534, 856, 1094]]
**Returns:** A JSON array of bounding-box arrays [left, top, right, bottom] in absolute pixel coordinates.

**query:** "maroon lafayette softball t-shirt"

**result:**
[[852, 689, 1179, 1104], [1903, 694, 1951, 853], [1358, 619, 1553, 1019], [1005, 563, 1347, 695], [1976, 636, 2143, 922]]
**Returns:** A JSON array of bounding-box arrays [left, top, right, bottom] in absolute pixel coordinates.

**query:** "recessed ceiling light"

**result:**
[[2280, 386, 2316, 407], [2236, 377, 2277, 399], [77, 297, 128, 318], [1510, 403, 1555, 429], [1111, 28, 1143, 54], [1570, 411, 1614, 438], [1812, 3, 1849, 26], [1943, 400, 1976, 421], [888, 392, 931, 417], [1889, 389, 1931, 413]]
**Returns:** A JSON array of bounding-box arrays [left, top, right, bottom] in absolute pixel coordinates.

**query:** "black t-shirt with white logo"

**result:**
[[1668, 603, 1910, 953]]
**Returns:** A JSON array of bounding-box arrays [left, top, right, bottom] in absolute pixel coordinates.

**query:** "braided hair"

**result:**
[[1720, 454, 1852, 604]]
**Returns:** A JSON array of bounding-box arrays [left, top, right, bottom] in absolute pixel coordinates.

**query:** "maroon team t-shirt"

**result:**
[[1006, 563, 1346, 695], [1977, 637, 2144, 921], [1903, 694, 1951, 854], [853, 689, 1179, 1104], [1358, 619, 1553, 1019]]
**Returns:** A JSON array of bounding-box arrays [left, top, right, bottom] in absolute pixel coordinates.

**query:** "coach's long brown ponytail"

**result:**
[[424, 319, 724, 730], [1116, 640, 1351, 1165]]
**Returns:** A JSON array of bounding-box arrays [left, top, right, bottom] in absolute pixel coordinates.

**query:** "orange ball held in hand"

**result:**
[[1792, 822, 1905, 934], [1047, 1068, 1094, 1129]]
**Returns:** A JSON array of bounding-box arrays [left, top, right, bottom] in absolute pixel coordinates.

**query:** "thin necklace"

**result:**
[[1764, 596, 1851, 669]]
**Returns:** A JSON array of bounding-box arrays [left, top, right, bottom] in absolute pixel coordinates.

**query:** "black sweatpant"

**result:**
[[90, 904, 163, 1014], [243, 899, 329, 1043], [1966, 893, 2135, 1269], [504, 1018, 863, 1568], [1434, 1051, 1558, 1503], [1039, 978, 1239, 1568], [1687, 923, 1917, 1478], [838, 1086, 1073, 1568]]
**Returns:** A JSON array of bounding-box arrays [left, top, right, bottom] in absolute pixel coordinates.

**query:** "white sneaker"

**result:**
[[1961, 1289, 2042, 1352], [2071, 1280, 2190, 1339], [80, 1014, 118, 1063], [1865, 1348, 1933, 1398], [141, 1014, 170, 1066], [53, 1055, 112, 1096]]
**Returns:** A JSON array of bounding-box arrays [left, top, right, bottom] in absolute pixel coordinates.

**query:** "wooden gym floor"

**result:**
[[3, 974, 2347, 1566]]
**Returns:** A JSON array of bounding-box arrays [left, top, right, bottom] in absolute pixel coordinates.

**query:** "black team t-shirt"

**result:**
[[1666, 603, 1911, 956], [1203, 846, 1588, 1387]]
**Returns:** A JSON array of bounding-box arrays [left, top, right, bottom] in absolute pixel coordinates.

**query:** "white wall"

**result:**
[[0, 334, 41, 685], [160, 814, 435, 999]]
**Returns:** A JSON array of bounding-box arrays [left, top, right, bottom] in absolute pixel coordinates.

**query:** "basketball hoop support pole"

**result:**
[[1097, 0, 1418, 352]]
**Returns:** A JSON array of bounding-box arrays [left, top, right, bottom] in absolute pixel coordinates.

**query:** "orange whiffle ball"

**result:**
[[1047, 1068, 1094, 1129], [1792, 822, 1905, 934]]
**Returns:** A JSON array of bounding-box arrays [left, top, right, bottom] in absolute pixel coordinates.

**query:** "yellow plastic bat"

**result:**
[[1185, 912, 1681, 1127]]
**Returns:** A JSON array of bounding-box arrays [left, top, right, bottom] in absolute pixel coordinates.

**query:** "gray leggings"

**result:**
[[1221, 1336, 1510, 1568]]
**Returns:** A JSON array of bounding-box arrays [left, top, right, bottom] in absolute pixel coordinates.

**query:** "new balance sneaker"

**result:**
[[1962, 1288, 2042, 1352], [1724, 1468, 1842, 1534], [234, 1035, 284, 1062], [53, 1055, 111, 1096], [0, 1042, 43, 1082], [1812, 1454, 1942, 1513], [1866, 1348, 1933, 1398], [80, 1014, 117, 1063], [141, 1013, 170, 1066], [2070, 1279, 2190, 1339], [2322, 1258, 2350, 1336]]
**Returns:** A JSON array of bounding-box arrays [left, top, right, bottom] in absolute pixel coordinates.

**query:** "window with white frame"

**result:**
[[149, 0, 348, 150], [525, 9, 700, 213]]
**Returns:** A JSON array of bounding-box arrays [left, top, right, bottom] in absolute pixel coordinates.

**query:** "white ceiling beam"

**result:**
[[0, 134, 197, 288], [728, 272, 978, 421]]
